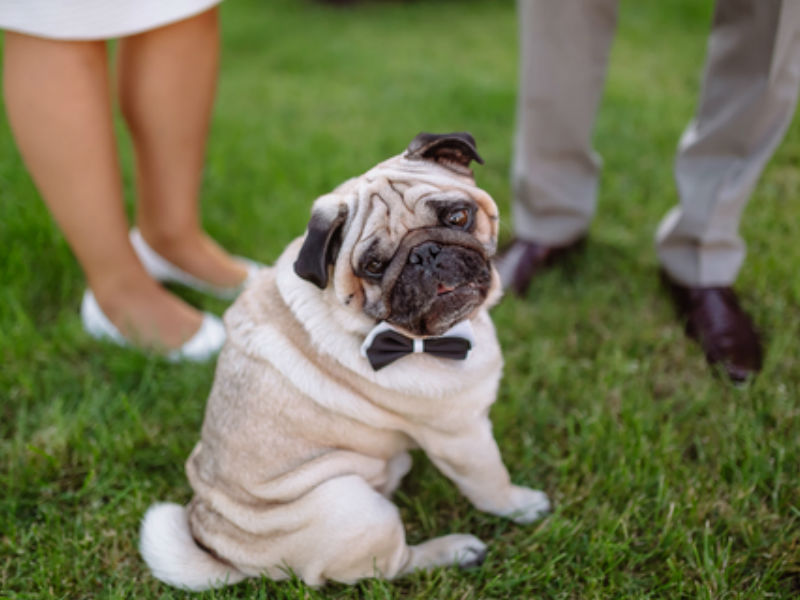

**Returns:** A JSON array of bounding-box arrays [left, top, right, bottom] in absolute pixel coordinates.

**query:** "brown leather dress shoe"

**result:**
[[494, 237, 585, 296], [661, 272, 763, 383]]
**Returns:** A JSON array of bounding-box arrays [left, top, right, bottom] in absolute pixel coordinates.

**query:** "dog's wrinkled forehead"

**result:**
[[347, 165, 498, 265], [336, 133, 495, 259]]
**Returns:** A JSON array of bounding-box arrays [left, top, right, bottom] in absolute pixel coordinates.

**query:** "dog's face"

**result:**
[[293, 132, 500, 337]]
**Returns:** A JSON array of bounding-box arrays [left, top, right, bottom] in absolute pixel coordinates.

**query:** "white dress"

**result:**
[[0, 0, 222, 40]]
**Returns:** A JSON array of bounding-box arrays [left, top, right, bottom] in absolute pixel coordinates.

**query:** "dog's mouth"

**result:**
[[385, 243, 492, 337], [357, 227, 493, 337]]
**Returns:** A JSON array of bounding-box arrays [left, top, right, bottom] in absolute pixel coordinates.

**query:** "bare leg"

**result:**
[[118, 7, 248, 289], [3, 32, 203, 349]]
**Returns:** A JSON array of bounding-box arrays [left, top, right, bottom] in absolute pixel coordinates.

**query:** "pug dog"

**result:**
[[139, 133, 550, 590]]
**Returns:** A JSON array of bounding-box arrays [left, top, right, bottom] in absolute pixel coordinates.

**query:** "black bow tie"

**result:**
[[360, 322, 474, 371]]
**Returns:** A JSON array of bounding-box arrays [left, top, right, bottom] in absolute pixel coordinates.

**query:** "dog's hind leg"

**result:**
[[282, 474, 486, 585], [398, 534, 487, 574]]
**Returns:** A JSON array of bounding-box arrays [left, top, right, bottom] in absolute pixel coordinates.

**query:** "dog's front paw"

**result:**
[[503, 485, 551, 524], [447, 534, 488, 569]]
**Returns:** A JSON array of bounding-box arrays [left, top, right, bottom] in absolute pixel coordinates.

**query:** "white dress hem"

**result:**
[[0, 0, 222, 41]]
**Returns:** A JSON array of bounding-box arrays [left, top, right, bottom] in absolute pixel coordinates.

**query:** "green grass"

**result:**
[[2, 0, 799, 597]]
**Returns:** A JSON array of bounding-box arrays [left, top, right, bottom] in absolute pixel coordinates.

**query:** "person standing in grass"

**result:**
[[1, 1, 260, 361], [497, 0, 800, 382]]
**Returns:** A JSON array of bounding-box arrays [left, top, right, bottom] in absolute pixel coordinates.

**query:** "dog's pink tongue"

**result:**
[[437, 284, 455, 295]]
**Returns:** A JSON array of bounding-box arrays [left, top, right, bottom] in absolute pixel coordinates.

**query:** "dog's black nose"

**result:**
[[408, 242, 442, 267]]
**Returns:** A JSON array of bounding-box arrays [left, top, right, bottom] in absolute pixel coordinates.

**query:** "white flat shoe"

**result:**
[[80, 290, 226, 362], [130, 228, 262, 300]]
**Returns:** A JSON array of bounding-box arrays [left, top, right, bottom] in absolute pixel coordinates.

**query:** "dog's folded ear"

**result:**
[[294, 203, 348, 289], [405, 132, 484, 175]]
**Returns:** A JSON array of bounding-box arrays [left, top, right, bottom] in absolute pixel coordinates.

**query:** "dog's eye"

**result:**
[[363, 258, 387, 278], [445, 207, 472, 229]]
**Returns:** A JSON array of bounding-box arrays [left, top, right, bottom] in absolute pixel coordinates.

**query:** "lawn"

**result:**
[[1, 0, 799, 598]]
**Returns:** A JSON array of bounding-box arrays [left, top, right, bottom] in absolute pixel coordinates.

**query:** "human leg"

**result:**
[[656, 0, 800, 381], [657, 0, 800, 286], [117, 7, 249, 290], [2, 32, 206, 350], [498, 0, 619, 294]]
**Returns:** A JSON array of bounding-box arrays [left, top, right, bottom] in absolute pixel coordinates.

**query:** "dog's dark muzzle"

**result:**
[[380, 228, 492, 336], [380, 228, 489, 295]]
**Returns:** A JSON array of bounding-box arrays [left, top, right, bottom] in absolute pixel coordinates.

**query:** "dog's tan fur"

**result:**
[[140, 137, 550, 589]]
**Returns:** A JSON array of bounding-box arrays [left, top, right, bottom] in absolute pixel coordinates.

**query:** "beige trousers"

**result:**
[[512, 0, 800, 286]]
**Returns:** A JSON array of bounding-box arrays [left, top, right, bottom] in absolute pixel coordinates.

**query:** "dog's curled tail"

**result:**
[[140, 502, 247, 591]]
